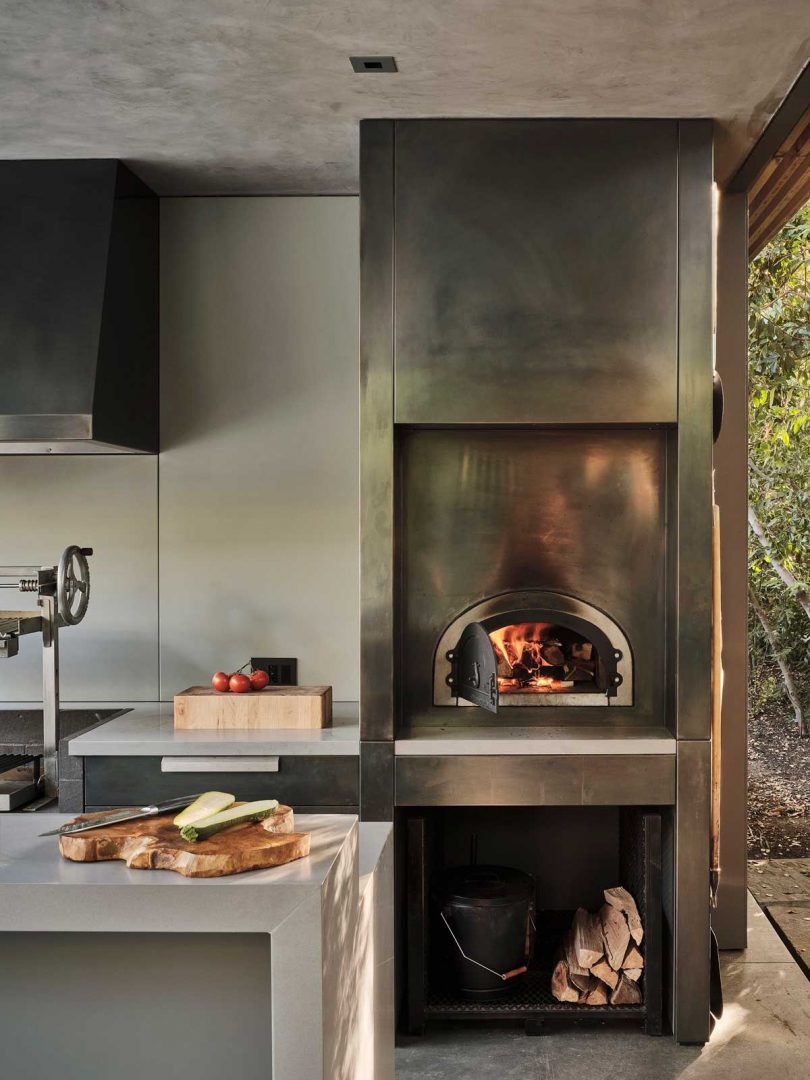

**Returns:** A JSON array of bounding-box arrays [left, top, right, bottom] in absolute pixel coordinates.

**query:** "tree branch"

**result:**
[[750, 590, 807, 736], [748, 504, 810, 621]]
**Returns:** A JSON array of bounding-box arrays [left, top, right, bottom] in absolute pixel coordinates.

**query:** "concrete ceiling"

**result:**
[[2, 1, 809, 195]]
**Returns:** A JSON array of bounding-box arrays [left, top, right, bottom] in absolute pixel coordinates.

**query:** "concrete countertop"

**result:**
[[0, 812, 357, 930], [62, 700, 361, 757], [0, 706, 123, 757]]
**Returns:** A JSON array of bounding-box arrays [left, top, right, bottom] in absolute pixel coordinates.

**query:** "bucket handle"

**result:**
[[439, 910, 528, 982]]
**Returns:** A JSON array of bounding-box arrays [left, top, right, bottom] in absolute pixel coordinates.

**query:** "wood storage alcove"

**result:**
[[403, 807, 662, 1036]]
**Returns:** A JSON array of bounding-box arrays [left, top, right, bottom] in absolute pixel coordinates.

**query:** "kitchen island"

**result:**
[[0, 812, 390, 1080]]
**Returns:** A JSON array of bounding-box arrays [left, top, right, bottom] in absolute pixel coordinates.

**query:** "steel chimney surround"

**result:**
[[359, 118, 714, 1044]]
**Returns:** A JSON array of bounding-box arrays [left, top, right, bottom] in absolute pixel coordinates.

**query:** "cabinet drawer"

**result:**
[[84, 755, 359, 808]]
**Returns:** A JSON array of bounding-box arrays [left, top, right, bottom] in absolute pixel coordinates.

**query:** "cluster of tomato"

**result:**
[[211, 666, 271, 694]]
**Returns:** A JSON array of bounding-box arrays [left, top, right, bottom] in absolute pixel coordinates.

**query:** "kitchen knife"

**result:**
[[38, 794, 206, 837]]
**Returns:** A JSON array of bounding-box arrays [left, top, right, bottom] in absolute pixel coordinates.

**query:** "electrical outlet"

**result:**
[[250, 658, 298, 686]]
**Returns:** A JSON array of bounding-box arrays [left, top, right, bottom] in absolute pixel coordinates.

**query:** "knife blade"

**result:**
[[38, 794, 206, 837]]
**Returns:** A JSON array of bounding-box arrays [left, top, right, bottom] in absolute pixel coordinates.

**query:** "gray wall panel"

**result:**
[[159, 197, 360, 699], [0, 932, 271, 1080], [0, 456, 159, 700]]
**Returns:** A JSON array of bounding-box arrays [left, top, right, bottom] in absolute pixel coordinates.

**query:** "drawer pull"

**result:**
[[160, 756, 280, 774]]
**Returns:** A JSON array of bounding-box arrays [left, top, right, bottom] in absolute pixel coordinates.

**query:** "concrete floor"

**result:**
[[395, 893, 810, 1079]]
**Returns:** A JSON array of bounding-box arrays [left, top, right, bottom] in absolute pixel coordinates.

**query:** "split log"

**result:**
[[562, 930, 588, 976], [541, 644, 566, 666], [600, 902, 631, 970], [609, 974, 643, 1005], [571, 642, 593, 661], [570, 970, 596, 993], [621, 944, 644, 970], [603, 886, 644, 945], [552, 889, 645, 1006], [573, 906, 604, 969], [551, 960, 580, 1003], [585, 983, 609, 1006], [590, 959, 619, 990]]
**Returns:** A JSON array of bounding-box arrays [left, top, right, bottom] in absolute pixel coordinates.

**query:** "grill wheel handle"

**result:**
[[57, 546, 92, 626]]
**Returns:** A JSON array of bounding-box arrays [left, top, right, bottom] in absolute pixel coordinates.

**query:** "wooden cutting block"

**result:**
[[173, 685, 332, 730], [58, 805, 310, 878]]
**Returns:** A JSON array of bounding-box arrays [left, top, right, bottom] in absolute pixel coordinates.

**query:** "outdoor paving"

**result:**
[[394, 892, 810, 1079], [749, 856, 810, 978]]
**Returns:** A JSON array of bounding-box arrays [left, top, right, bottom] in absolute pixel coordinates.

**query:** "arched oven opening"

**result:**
[[434, 591, 633, 714]]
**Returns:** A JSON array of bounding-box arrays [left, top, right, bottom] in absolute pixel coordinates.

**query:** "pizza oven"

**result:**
[[434, 590, 633, 713]]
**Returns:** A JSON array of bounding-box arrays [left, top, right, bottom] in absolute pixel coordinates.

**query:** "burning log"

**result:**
[[550, 887, 644, 1006], [540, 642, 566, 667], [489, 622, 599, 693]]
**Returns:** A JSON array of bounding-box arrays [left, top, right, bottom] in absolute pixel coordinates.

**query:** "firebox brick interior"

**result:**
[[360, 120, 713, 1044]]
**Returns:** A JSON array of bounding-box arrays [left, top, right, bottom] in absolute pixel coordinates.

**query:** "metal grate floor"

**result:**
[[426, 966, 646, 1020]]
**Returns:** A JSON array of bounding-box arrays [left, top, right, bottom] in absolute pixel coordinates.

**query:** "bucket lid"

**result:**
[[442, 865, 534, 907]]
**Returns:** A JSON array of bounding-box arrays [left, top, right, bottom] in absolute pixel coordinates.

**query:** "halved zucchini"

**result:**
[[173, 791, 236, 828], [180, 799, 279, 843]]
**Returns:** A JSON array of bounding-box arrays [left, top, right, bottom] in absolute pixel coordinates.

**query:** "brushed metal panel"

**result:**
[[361, 740, 394, 820], [85, 754, 358, 807], [159, 197, 360, 700], [713, 191, 749, 949], [674, 740, 711, 1044], [674, 121, 715, 739], [359, 121, 396, 740], [393, 120, 678, 425], [399, 427, 667, 727], [0, 414, 92, 440], [582, 756, 674, 805], [0, 456, 159, 700], [395, 755, 674, 807]]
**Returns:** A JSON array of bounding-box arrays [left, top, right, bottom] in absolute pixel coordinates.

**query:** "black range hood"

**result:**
[[0, 160, 158, 454]]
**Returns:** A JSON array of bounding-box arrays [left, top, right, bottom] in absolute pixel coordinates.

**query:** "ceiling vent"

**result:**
[[350, 56, 397, 73]]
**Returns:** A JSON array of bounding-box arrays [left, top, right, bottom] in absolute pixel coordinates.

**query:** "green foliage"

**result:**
[[749, 202, 810, 712]]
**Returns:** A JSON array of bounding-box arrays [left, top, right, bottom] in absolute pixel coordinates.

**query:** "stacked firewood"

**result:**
[[551, 887, 644, 1006]]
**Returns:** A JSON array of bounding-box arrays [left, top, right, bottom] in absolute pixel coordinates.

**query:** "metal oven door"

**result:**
[[448, 622, 499, 714]]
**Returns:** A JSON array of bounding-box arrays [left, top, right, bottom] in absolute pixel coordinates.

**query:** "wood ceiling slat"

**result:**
[[748, 107, 810, 259]]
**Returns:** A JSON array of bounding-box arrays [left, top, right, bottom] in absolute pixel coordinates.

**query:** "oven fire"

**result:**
[[433, 591, 634, 712], [489, 623, 598, 695]]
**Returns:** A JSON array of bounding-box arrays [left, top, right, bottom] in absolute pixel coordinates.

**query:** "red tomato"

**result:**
[[249, 669, 270, 691], [211, 671, 230, 693], [229, 673, 251, 694]]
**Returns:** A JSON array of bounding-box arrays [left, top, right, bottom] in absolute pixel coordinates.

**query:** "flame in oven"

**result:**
[[488, 622, 596, 694]]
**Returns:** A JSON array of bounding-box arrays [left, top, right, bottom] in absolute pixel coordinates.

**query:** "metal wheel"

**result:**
[[57, 546, 91, 625]]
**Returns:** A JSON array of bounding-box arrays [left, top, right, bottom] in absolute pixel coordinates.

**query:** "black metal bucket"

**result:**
[[440, 865, 535, 999]]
